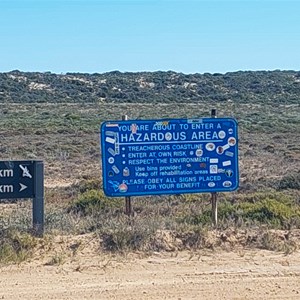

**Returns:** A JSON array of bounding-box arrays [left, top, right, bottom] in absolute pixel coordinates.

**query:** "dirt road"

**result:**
[[1, 249, 300, 300]]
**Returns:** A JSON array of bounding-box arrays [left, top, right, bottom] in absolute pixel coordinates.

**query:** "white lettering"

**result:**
[[191, 131, 220, 140], [0, 169, 13, 177], [159, 183, 175, 189], [148, 178, 163, 184], [179, 177, 197, 183], [191, 123, 214, 130], [199, 175, 222, 181], [0, 185, 14, 193], [128, 152, 147, 158]]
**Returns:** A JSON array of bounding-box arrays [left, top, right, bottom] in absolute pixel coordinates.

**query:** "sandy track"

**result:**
[[1, 250, 300, 300]]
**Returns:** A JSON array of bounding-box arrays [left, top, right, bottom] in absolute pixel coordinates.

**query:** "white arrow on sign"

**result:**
[[19, 183, 28, 192]]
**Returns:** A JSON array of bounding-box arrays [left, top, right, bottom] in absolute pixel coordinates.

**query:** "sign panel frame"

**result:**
[[101, 118, 239, 197], [0, 160, 44, 236], [0, 160, 35, 199]]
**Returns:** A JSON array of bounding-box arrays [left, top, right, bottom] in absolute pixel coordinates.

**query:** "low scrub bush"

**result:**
[[237, 198, 299, 227], [77, 179, 102, 193], [278, 172, 300, 190], [251, 230, 298, 254], [99, 216, 160, 252], [0, 229, 37, 264], [180, 194, 300, 229], [70, 189, 122, 215]]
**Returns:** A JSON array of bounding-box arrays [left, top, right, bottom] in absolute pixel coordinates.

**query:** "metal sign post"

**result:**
[[0, 160, 44, 236], [122, 115, 133, 216], [211, 109, 218, 227], [33, 161, 44, 236]]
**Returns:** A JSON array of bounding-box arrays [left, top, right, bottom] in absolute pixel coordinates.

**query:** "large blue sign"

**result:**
[[101, 118, 239, 197]]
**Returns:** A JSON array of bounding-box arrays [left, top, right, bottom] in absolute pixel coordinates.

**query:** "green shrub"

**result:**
[[239, 198, 299, 227], [278, 172, 300, 190], [64, 113, 81, 121], [179, 195, 300, 229], [180, 210, 211, 226], [77, 179, 102, 193], [71, 189, 122, 215]]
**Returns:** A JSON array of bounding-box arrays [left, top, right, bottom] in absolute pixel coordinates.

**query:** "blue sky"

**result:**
[[0, 0, 299, 74]]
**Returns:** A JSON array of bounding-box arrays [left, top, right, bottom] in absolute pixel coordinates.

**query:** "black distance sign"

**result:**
[[0, 160, 35, 199]]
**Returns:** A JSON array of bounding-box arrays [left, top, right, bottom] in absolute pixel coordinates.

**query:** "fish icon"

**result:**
[[108, 180, 121, 192], [19, 165, 32, 178]]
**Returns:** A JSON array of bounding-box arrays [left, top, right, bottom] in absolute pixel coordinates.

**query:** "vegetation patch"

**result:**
[[2, 70, 300, 104], [180, 192, 300, 229], [70, 189, 122, 215], [278, 172, 300, 190], [99, 216, 160, 252], [0, 229, 37, 264]]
